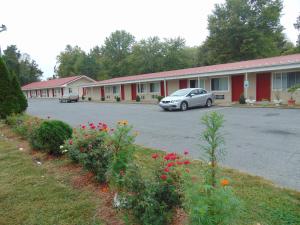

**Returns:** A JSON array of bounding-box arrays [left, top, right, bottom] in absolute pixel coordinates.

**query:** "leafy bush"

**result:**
[[239, 93, 246, 104], [101, 97, 105, 101], [65, 123, 112, 183], [157, 95, 164, 102], [121, 151, 189, 225], [30, 120, 73, 155], [115, 96, 121, 102], [136, 95, 141, 102], [184, 112, 240, 225], [88, 97, 92, 101], [6, 113, 42, 139], [82, 96, 85, 100], [106, 120, 136, 189]]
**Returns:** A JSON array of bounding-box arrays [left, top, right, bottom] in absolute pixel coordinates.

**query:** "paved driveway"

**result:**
[[27, 99, 300, 190]]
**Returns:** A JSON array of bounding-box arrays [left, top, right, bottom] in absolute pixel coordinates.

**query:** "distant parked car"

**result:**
[[159, 88, 214, 111], [59, 94, 79, 103]]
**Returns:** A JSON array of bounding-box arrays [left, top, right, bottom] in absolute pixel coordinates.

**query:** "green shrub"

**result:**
[[65, 123, 112, 183], [101, 97, 105, 101], [184, 112, 240, 225], [6, 114, 42, 138], [115, 96, 121, 102], [121, 151, 188, 225], [82, 96, 85, 100], [239, 93, 246, 104], [88, 97, 92, 101], [136, 95, 141, 102], [30, 120, 72, 155], [156, 95, 164, 103], [0, 57, 27, 118]]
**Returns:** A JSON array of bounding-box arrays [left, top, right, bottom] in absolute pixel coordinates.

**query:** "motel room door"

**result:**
[[231, 75, 244, 102], [256, 73, 271, 101]]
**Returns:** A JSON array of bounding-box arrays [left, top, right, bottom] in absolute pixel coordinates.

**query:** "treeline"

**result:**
[[2, 45, 43, 86], [55, 0, 300, 81]]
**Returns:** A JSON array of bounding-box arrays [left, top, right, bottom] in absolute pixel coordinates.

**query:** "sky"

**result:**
[[1, 0, 299, 80]]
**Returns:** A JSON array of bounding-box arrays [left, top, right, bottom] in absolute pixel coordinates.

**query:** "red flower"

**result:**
[[152, 153, 159, 159], [81, 125, 86, 129], [184, 149, 189, 155], [176, 161, 183, 165], [69, 140, 73, 145], [80, 147, 84, 152], [160, 174, 167, 180], [91, 125, 96, 130], [164, 153, 177, 161], [167, 162, 175, 167], [183, 160, 191, 165], [164, 167, 170, 172]]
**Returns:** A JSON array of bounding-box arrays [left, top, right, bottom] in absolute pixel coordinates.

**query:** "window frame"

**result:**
[[137, 83, 147, 94], [149, 82, 160, 93], [112, 85, 120, 95], [272, 71, 300, 91], [210, 77, 229, 92]]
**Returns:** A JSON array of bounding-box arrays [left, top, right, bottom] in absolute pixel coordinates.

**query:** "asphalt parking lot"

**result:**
[[27, 99, 300, 190]]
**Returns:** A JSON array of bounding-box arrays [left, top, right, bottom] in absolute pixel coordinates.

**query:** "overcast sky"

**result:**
[[1, 0, 299, 80]]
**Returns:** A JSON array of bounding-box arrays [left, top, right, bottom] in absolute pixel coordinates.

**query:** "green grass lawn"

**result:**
[[0, 139, 103, 225]]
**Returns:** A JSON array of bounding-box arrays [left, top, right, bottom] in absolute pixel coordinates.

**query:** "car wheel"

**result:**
[[180, 101, 188, 111], [206, 99, 212, 107]]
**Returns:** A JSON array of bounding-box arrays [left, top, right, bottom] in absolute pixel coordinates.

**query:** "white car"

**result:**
[[159, 88, 214, 111]]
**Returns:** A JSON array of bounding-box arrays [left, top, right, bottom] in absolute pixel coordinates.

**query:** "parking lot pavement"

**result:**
[[27, 99, 300, 190]]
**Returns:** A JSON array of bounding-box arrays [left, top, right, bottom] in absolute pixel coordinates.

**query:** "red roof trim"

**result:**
[[94, 54, 300, 85], [22, 75, 95, 90]]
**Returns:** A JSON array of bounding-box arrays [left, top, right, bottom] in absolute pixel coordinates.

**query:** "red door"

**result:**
[[131, 84, 137, 100], [100, 87, 105, 98], [121, 85, 125, 100], [179, 79, 188, 89], [160, 81, 168, 96], [231, 75, 244, 102], [256, 73, 271, 101]]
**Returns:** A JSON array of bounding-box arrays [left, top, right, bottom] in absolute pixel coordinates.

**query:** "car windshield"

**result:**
[[170, 89, 191, 96]]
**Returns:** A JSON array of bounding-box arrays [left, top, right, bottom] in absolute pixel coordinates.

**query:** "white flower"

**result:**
[[59, 145, 64, 149], [19, 147, 24, 151], [62, 149, 68, 153]]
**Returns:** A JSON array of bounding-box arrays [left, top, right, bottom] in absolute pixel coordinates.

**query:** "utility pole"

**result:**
[[0, 24, 7, 56]]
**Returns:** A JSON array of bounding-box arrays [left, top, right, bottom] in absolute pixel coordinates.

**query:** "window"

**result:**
[[69, 88, 72, 93], [189, 79, 205, 88], [272, 71, 300, 90], [112, 85, 120, 94], [150, 83, 159, 93], [211, 77, 228, 91], [190, 89, 200, 95], [137, 83, 146, 93], [199, 89, 207, 94], [105, 86, 111, 94], [189, 80, 197, 88]]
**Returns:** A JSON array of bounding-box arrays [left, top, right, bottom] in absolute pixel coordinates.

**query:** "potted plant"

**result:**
[[115, 96, 121, 102], [136, 95, 141, 102], [273, 91, 282, 106], [239, 93, 246, 104], [287, 84, 300, 106]]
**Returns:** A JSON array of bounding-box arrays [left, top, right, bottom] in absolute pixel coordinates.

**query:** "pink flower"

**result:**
[[183, 160, 191, 165], [184, 149, 189, 155], [69, 140, 73, 145], [164, 167, 170, 172], [81, 125, 86, 129], [167, 162, 175, 167], [152, 153, 159, 159]]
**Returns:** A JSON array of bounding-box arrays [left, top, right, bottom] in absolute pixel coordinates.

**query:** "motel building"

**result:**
[[82, 54, 300, 105], [22, 75, 95, 99]]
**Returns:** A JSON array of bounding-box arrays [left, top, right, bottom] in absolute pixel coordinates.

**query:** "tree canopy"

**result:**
[[55, 2, 298, 80], [2, 45, 43, 86]]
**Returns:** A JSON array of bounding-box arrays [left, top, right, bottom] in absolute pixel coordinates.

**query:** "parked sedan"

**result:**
[[159, 88, 214, 111]]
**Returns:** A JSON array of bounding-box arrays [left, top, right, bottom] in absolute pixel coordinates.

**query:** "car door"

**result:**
[[199, 89, 208, 106], [187, 89, 200, 107]]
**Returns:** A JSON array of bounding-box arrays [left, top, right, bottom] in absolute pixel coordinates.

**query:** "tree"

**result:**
[[2, 45, 42, 85], [56, 45, 87, 77], [201, 0, 286, 65], [0, 57, 27, 118], [101, 30, 135, 77], [294, 14, 300, 52]]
